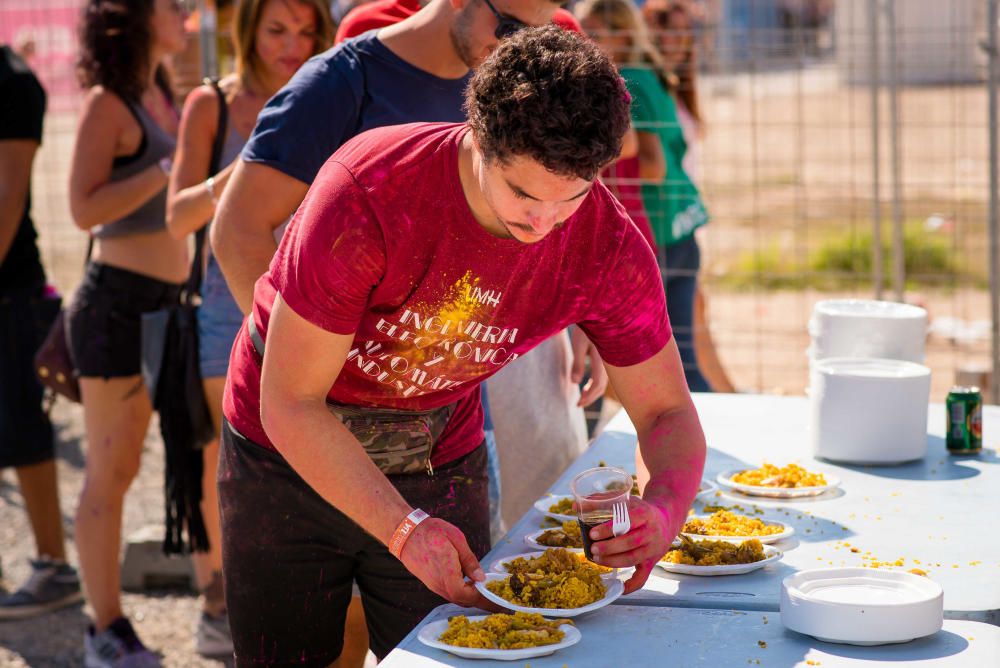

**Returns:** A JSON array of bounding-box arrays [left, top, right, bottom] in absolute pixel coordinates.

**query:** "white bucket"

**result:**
[[810, 358, 931, 464], [808, 300, 928, 364]]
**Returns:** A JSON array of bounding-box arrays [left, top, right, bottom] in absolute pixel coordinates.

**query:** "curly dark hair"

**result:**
[[77, 0, 171, 102], [465, 26, 631, 182]]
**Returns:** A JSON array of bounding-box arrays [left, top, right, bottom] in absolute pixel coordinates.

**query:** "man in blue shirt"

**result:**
[[214, 0, 591, 308]]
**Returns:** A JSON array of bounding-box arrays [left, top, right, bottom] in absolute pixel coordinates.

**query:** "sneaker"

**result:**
[[195, 610, 234, 657], [0, 558, 83, 620], [84, 617, 160, 668]]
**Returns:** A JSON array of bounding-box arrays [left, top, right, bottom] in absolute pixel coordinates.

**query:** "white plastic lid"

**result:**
[[813, 299, 927, 320], [784, 568, 942, 607], [814, 357, 931, 379]]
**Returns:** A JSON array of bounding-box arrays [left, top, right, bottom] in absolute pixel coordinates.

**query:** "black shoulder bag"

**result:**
[[141, 78, 229, 555], [33, 240, 92, 406]]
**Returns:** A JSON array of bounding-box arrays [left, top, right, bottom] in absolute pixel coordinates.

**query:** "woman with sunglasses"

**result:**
[[578, 0, 712, 393], [68, 0, 195, 664]]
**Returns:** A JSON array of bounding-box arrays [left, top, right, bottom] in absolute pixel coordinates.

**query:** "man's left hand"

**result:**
[[570, 327, 607, 407], [585, 496, 680, 595]]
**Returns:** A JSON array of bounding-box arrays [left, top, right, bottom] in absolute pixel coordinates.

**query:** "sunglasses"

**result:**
[[481, 0, 527, 40]]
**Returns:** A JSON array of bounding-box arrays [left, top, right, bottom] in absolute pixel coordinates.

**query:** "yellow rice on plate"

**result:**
[[662, 537, 766, 566], [537, 521, 583, 549], [731, 463, 826, 488], [486, 548, 607, 609], [547, 497, 574, 515], [438, 612, 573, 649], [683, 510, 784, 538]]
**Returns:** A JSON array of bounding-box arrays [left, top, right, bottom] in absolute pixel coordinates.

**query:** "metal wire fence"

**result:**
[[602, 0, 998, 401], [3, 0, 998, 402]]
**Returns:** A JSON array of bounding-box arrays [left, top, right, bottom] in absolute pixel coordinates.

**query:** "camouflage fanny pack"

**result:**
[[326, 402, 455, 476], [245, 317, 454, 476]]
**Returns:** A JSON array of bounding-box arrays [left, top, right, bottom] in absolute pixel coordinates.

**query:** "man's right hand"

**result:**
[[399, 518, 500, 610]]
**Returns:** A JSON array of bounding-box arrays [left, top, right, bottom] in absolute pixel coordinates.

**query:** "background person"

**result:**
[[65, 0, 220, 663], [165, 0, 333, 656], [218, 27, 705, 665], [644, 0, 735, 393], [335, 0, 581, 42], [578, 0, 712, 393], [0, 42, 83, 621]]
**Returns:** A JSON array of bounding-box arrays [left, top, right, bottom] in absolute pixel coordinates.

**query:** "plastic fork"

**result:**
[[612, 500, 631, 537]]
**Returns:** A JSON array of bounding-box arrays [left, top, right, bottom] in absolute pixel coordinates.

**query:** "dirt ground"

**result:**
[[0, 403, 228, 668]]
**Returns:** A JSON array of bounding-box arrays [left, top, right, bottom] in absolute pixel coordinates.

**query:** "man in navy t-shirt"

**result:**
[[214, 0, 587, 308], [239, 30, 469, 189]]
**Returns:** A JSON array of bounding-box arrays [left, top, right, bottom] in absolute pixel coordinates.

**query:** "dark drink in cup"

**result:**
[[578, 509, 614, 561], [571, 466, 632, 561]]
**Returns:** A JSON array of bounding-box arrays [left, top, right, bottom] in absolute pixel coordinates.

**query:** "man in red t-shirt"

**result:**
[[218, 28, 706, 665], [336, 0, 581, 42]]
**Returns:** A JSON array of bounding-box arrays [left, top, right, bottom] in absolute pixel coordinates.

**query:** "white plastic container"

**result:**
[[808, 299, 928, 364], [810, 358, 931, 464], [781, 568, 944, 646]]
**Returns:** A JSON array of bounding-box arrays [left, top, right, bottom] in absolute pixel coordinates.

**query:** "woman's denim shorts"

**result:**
[[197, 252, 244, 379]]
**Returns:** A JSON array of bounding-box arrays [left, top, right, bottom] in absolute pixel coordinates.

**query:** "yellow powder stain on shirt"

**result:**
[[400, 271, 494, 369], [436, 271, 485, 324]]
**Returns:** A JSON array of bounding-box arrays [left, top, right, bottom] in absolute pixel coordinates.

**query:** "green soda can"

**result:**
[[946, 386, 983, 454]]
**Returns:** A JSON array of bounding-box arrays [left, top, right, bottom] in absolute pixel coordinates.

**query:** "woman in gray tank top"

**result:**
[[165, 0, 333, 659], [64, 0, 190, 665]]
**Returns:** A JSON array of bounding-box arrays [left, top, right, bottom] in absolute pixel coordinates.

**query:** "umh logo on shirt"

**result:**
[[346, 271, 519, 399]]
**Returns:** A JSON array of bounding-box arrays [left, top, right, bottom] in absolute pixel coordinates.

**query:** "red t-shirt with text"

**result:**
[[224, 123, 670, 466], [336, 0, 581, 43]]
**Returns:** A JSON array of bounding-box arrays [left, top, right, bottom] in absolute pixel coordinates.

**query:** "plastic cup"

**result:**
[[570, 466, 631, 560]]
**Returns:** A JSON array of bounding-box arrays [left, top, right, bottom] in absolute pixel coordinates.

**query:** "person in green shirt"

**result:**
[[578, 0, 711, 391]]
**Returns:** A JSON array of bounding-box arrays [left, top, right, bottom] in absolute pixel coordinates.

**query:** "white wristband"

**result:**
[[205, 176, 219, 205], [158, 156, 173, 177]]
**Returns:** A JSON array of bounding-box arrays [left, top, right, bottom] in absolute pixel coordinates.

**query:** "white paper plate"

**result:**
[[716, 468, 841, 498], [475, 573, 624, 617], [781, 568, 943, 645], [656, 544, 783, 576], [695, 478, 719, 501], [533, 494, 576, 522], [417, 614, 582, 661], [680, 516, 794, 545], [524, 529, 584, 552], [489, 551, 617, 579]]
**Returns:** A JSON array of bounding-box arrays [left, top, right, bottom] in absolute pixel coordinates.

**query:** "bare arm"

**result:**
[[0, 139, 37, 262], [693, 287, 737, 392], [210, 160, 308, 314], [619, 126, 639, 160], [588, 338, 707, 593], [260, 295, 491, 607], [166, 85, 237, 239], [69, 88, 169, 231], [569, 326, 608, 407], [636, 130, 667, 182]]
